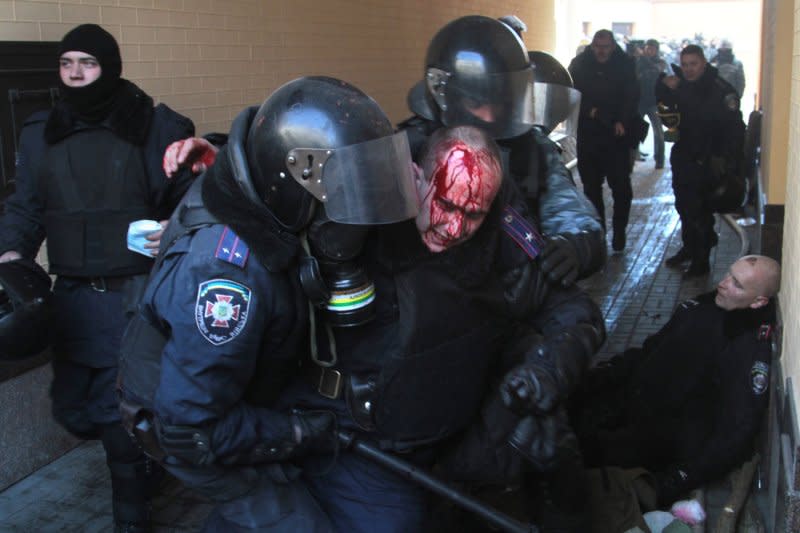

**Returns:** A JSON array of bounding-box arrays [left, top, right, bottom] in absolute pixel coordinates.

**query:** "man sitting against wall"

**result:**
[[571, 254, 780, 505]]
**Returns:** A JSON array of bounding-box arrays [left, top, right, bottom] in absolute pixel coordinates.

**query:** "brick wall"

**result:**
[[0, 0, 555, 134]]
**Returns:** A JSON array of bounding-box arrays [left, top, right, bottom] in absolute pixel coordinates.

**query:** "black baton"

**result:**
[[337, 431, 538, 533]]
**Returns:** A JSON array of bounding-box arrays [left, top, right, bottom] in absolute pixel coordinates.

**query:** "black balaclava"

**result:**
[[57, 24, 122, 122]]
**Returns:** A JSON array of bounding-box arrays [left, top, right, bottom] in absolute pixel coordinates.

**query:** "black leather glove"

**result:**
[[159, 424, 217, 466], [501, 353, 560, 416], [538, 235, 580, 287], [290, 409, 337, 456], [501, 327, 593, 416], [508, 407, 578, 472], [654, 465, 690, 507]]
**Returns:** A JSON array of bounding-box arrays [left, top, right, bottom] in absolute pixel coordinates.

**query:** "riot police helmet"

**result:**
[[246, 76, 418, 232], [0, 258, 52, 360], [424, 15, 535, 139], [528, 51, 581, 135]]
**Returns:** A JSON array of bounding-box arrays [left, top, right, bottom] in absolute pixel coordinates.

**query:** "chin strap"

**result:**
[[299, 233, 337, 368]]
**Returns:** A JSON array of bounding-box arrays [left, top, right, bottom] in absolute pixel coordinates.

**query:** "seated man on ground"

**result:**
[[571, 254, 780, 505]]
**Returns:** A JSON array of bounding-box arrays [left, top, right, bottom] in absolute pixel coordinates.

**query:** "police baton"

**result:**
[[337, 431, 539, 533]]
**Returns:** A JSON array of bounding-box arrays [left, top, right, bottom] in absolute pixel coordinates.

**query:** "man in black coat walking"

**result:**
[[569, 29, 640, 253]]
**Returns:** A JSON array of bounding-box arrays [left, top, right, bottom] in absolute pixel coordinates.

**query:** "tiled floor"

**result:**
[[0, 156, 754, 531]]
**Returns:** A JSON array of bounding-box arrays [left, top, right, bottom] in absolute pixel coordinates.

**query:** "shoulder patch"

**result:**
[[724, 93, 740, 111], [215, 226, 249, 268], [680, 298, 700, 310], [195, 279, 251, 345], [751, 361, 769, 395], [502, 204, 546, 259]]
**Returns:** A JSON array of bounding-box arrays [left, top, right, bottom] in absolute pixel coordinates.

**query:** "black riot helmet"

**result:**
[[424, 15, 535, 139], [244, 77, 418, 327], [0, 259, 52, 360], [528, 51, 581, 135], [245, 76, 417, 233]]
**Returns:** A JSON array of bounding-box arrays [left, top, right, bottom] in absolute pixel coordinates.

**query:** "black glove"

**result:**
[[538, 235, 580, 287], [654, 466, 690, 507], [501, 327, 593, 416], [501, 355, 560, 416], [159, 424, 217, 466], [508, 407, 578, 472], [290, 409, 337, 456]]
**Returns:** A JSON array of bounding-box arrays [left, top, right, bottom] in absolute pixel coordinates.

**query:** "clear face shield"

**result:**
[[532, 81, 581, 137], [427, 66, 536, 139], [286, 131, 419, 225]]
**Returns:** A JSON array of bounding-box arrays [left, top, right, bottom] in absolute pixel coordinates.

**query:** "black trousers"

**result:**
[[671, 158, 715, 265], [577, 142, 633, 234]]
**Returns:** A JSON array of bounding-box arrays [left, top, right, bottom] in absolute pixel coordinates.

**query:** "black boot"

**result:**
[[612, 232, 626, 252], [665, 247, 691, 267], [102, 424, 158, 533]]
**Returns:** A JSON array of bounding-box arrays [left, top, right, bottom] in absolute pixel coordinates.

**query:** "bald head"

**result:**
[[715, 255, 781, 311]]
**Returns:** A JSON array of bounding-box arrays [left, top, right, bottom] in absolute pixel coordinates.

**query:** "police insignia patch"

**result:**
[[195, 279, 251, 345], [751, 361, 769, 395], [724, 93, 740, 111]]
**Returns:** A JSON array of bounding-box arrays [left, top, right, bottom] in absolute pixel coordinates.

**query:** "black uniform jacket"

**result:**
[[606, 292, 774, 493], [655, 64, 744, 168], [0, 83, 195, 259]]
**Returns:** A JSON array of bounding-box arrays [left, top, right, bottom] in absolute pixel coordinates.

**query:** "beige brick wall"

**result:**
[[0, 0, 555, 134], [782, 0, 800, 418]]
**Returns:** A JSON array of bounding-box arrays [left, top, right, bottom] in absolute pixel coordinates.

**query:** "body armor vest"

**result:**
[[39, 128, 154, 277], [326, 223, 506, 447]]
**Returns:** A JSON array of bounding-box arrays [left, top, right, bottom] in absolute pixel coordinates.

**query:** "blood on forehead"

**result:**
[[429, 140, 499, 208]]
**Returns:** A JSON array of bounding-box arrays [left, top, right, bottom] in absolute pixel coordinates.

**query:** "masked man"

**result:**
[[0, 24, 195, 532]]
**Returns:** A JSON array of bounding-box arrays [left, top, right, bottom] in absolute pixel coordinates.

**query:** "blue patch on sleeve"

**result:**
[[195, 279, 251, 345], [502, 204, 546, 259], [214, 226, 249, 268]]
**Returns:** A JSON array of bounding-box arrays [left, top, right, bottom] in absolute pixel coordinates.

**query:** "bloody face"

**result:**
[[415, 140, 502, 252]]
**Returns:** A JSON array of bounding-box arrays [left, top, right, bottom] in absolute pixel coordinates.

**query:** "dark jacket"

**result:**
[[569, 45, 640, 148], [655, 64, 744, 166], [582, 292, 774, 498], [0, 84, 195, 259]]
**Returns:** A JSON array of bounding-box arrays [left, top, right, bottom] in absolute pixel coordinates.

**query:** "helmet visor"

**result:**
[[430, 67, 535, 139], [533, 82, 581, 136], [287, 131, 419, 225]]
